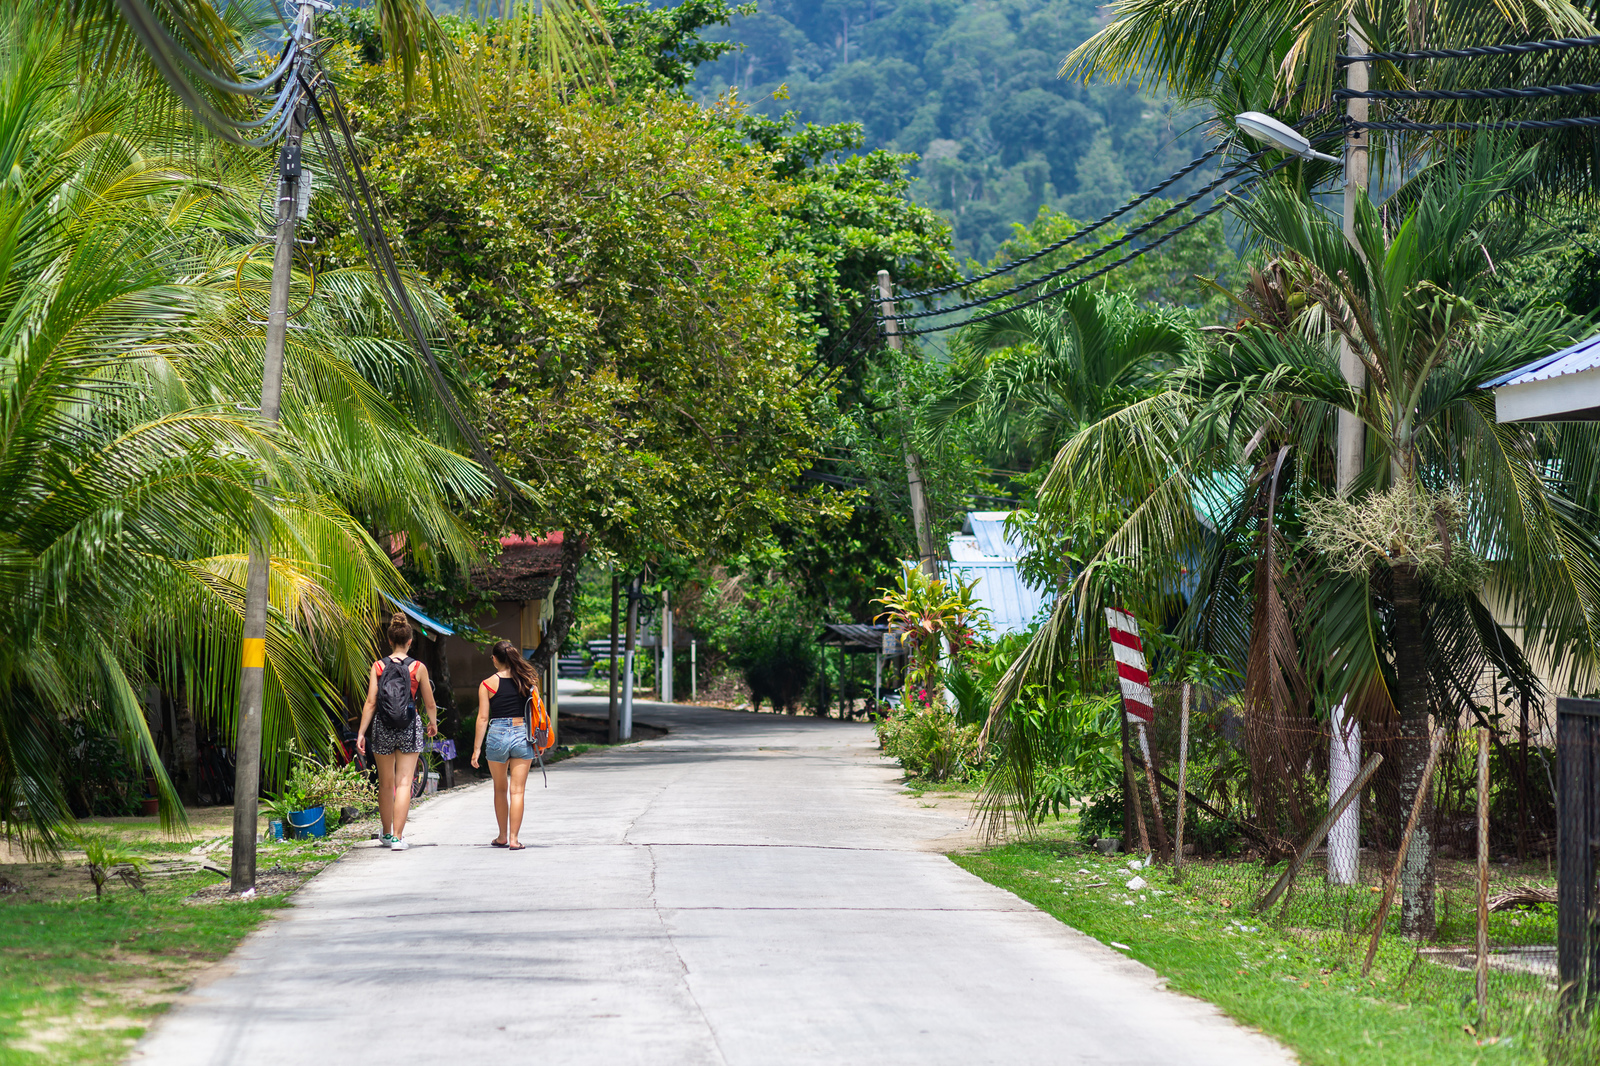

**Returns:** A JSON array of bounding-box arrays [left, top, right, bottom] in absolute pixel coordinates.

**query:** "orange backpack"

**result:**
[[523, 685, 554, 786]]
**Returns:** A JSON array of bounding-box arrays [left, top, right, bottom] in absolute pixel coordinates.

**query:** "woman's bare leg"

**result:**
[[391, 752, 420, 839], [374, 753, 396, 837], [487, 760, 510, 844], [506, 759, 532, 847]]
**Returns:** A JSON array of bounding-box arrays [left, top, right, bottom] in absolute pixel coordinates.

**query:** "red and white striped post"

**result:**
[[1106, 608, 1170, 860]]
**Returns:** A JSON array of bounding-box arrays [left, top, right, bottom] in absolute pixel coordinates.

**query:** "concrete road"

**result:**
[[134, 701, 1295, 1066]]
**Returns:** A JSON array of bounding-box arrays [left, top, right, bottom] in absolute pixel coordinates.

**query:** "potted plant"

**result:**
[[281, 750, 377, 836], [262, 787, 299, 840]]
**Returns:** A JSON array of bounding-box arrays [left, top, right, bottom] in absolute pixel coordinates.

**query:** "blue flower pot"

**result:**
[[287, 806, 326, 839], [268, 819, 285, 841]]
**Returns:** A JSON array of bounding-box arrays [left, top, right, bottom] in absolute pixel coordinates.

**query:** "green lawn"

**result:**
[[956, 839, 1595, 1066], [0, 809, 368, 1064]]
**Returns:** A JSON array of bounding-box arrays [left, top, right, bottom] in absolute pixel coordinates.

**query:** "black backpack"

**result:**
[[375, 656, 418, 731]]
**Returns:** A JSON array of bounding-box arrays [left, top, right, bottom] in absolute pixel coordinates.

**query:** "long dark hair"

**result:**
[[491, 640, 539, 697]]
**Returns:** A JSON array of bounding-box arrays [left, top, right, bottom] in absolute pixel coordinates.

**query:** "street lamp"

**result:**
[[1235, 111, 1341, 164]]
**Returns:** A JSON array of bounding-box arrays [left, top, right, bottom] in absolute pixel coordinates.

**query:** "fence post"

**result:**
[[1363, 727, 1444, 975], [1175, 682, 1191, 878], [1329, 699, 1362, 885], [1555, 697, 1600, 1015], [1476, 726, 1490, 1028]]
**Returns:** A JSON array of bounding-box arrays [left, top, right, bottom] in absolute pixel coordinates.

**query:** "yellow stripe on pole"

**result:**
[[242, 638, 266, 670]]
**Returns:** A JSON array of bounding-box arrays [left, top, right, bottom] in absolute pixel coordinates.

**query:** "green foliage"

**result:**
[[599, 0, 753, 93], [733, 624, 819, 714], [347, 44, 842, 564], [738, 109, 960, 338], [285, 754, 378, 815], [691, 0, 1213, 260], [873, 565, 988, 709], [76, 833, 148, 902], [876, 709, 983, 782]]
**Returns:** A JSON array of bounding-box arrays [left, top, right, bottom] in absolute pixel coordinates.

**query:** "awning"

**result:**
[[1485, 331, 1600, 422], [382, 593, 455, 638], [819, 623, 898, 654]]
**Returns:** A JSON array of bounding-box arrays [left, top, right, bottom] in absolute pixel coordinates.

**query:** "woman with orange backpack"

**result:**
[[356, 613, 440, 851], [470, 639, 549, 850]]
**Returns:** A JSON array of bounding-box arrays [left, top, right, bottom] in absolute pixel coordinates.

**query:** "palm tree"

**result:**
[[983, 145, 1600, 939], [0, 11, 496, 845], [935, 289, 1190, 469], [1186, 143, 1600, 934]]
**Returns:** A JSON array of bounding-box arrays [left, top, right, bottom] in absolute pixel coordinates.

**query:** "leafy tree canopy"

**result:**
[[342, 39, 845, 570]]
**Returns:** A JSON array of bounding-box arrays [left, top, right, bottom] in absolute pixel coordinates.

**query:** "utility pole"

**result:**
[[608, 573, 620, 743], [1327, 24, 1370, 890], [876, 270, 938, 577], [621, 576, 640, 739], [230, 0, 318, 894], [660, 588, 673, 704]]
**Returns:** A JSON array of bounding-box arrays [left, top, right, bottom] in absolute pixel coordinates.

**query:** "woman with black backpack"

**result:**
[[469, 639, 544, 851], [356, 613, 439, 851]]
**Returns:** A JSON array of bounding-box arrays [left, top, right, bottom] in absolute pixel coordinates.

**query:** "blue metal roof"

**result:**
[[942, 560, 1053, 636], [1482, 331, 1600, 389]]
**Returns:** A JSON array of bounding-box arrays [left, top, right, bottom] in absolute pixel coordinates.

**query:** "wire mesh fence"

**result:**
[[1089, 679, 1600, 1055]]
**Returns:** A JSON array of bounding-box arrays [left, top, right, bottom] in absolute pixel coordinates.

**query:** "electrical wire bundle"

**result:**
[[878, 32, 1600, 339], [113, 0, 512, 491], [876, 121, 1341, 338], [1334, 33, 1600, 133]]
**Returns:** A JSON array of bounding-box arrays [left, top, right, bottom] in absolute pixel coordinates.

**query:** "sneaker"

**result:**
[[390, 839, 410, 851], [379, 833, 395, 848]]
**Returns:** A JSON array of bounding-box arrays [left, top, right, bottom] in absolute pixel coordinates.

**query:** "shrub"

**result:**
[[735, 625, 817, 713], [877, 709, 983, 782], [286, 755, 377, 814]]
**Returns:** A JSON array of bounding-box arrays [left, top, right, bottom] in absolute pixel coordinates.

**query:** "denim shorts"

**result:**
[[485, 718, 536, 762]]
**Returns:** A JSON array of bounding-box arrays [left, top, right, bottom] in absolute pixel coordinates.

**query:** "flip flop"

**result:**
[[490, 841, 508, 848], [507, 844, 526, 851]]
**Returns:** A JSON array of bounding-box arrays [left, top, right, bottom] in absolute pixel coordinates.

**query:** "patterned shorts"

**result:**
[[369, 713, 424, 755]]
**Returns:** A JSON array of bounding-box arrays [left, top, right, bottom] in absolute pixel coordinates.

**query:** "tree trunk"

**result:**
[[533, 533, 586, 676], [1391, 561, 1436, 939], [175, 697, 200, 808]]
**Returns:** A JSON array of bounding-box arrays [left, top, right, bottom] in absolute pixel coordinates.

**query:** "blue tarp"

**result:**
[[382, 593, 455, 638]]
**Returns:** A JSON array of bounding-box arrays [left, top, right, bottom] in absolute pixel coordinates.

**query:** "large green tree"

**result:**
[[345, 37, 847, 654], [0, 7, 492, 841]]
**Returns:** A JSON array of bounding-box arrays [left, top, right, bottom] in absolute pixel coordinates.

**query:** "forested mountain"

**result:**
[[689, 0, 1213, 261]]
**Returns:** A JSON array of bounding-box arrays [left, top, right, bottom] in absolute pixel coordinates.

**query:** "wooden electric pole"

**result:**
[[230, 0, 317, 894], [876, 270, 938, 577]]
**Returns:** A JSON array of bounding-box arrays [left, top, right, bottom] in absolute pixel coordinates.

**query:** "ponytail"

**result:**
[[491, 639, 540, 697], [386, 612, 413, 649]]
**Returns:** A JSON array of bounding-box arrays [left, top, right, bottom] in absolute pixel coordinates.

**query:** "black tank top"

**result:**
[[486, 676, 528, 719]]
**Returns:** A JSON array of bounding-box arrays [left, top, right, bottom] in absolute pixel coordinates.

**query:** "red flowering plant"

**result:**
[[873, 566, 990, 713]]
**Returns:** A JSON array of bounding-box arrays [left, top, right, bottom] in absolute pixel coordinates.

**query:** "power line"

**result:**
[[1335, 82, 1600, 101], [892, 140, 1234, 302], [888, 137, 1336, 338], [1348, 114, 1600, 131], [1338, 35, 1600, 65], [883, 146, 1276, 324]]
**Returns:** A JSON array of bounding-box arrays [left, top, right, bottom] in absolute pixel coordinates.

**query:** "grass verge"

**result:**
[[0, 809, 376, 1065], [956, 837, 1596, 1066]]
